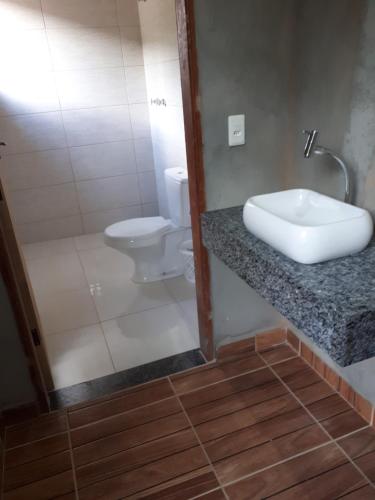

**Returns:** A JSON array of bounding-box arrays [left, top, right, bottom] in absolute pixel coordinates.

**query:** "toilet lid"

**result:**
[[105, 217, 172, 242]]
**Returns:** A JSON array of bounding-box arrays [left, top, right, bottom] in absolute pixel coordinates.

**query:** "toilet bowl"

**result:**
[[104, 167, 191, 283]]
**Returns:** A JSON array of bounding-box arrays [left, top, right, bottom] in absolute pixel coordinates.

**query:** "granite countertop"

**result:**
[[201, 206, 375, 366]]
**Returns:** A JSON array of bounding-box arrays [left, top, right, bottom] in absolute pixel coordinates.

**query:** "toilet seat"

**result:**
[[105, 217, 172, 249]]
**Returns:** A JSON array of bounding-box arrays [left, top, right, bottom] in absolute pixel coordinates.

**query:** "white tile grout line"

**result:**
[[257, 351, 375, 492], [167, 377, 231, 500], [65, 411, 80, 500], [220, 441, 336, 492], [73, 247, 117, 374], [190, 488, 226, 499]]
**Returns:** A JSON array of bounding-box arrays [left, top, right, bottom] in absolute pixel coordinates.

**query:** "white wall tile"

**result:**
[[134, 138, 155, 172], [42, 0, 117, 29], [62, 105, 132, 146], [47, 27, 123, 70], [144, 61, 183, 107], [138, 171, 158, 204], [0, 0, 156, 243], [125, 66, 147, 104], [116, 0, 139, 26], [0, 112, 67, 154], [82, 204, 142, 233], [0, 71, 60, 116], [8, 183, 80, 224], [0, 149, 73, 191], [142, 202, 159, 217], [120, 27, 144, 66], [0, 0, 44, 30], [55, 68, 128, 110], [138, 0, 179, 65], [16, 215, 83, 243], [130, 103, 151, 138], [159, 60, 183, 107], [0, 30, 52, 72], [76, 174, 140, 213], [70, 141, 136, 181]]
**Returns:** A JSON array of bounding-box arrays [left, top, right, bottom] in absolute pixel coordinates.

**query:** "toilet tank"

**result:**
[[164, 167, 191, 227]]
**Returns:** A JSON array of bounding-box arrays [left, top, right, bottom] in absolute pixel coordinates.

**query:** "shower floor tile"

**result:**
[[22, 233, 199, 390]]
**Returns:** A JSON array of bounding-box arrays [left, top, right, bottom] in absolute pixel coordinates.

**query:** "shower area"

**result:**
[[0, 0, 199, 390]]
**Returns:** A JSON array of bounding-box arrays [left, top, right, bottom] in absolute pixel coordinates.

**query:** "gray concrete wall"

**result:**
[[288, 0, 366, 202], [0, 274, 35, 410], [194, 0, 295, 342], [286, 0, 375, 405], [195, 0, 375, 404]]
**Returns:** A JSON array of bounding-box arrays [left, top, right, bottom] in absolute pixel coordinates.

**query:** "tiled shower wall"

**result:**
[[138, 0, 187, 219], [0, 0, 158, 243]]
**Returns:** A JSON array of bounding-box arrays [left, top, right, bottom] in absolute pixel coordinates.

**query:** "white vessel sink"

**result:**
[[243, 189, 373, 264]]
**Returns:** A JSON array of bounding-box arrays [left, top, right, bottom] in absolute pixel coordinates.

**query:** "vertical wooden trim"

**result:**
[[175, 0, 214, 359], [0, 179, 51, 412]]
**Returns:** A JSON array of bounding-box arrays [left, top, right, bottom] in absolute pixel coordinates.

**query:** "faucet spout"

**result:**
[[313, 146, 351, 204], [302, 129, 351, 204], [303, 129, 318, 158]]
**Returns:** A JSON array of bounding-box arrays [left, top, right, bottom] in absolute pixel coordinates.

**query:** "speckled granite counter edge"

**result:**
[[201, 208, 375, 367]]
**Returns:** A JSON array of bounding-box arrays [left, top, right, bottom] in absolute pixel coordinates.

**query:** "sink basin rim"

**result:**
[[243, 189, 373, 264], [248, 188, 368, 229]]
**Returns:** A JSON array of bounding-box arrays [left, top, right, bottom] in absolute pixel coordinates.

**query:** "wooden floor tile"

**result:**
[[71, 397, 180, 447], [3, 470, 75, 500], [270, 462, 366, 499], [179, 367, 275, 410], [73, 411, 189, 467], [186, 379, 286, 426], [4, 450, 72, 492], [224, 443, 347, 499], [340, 485, 375, 499], [272, 357, 322, 390], [5, 412, 67, 449], [2, 350, 373, 499], [355, 451, 375, 482], [214, 424, 328, 483], [294, 380, 335, 405], [271, 356, 309, 377], [127, 467, 219, 499], [68, 379, 173, 428], [307, 393, 352, 420], [170, 353, 265, 394], [195, 393, 300, 443], [5, 433, 69, 468], [339, 427, 375, 459], [205, 407, 313, 463], [199, 490, 227, 500], [76, 428, 198, 488], [259, 344, 297, 364], [320, 410, 368, 439], [78, 446, 208, 500]]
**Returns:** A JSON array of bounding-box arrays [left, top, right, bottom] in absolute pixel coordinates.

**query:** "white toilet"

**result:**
[[104, 167, 191, 283]]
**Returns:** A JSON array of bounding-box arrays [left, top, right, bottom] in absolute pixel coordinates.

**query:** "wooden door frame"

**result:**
[[0, 182, 51, 413], [176, 0, 214, 360]]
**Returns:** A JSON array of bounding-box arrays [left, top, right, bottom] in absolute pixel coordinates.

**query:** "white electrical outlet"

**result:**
[[228, 114, 245, 146]]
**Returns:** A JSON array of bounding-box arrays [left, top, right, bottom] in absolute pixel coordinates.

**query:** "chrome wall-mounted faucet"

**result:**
[[302, 129, 351, 203]]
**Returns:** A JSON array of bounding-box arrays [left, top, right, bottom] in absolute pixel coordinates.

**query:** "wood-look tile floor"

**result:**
[[2, 345, 375, 499]]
